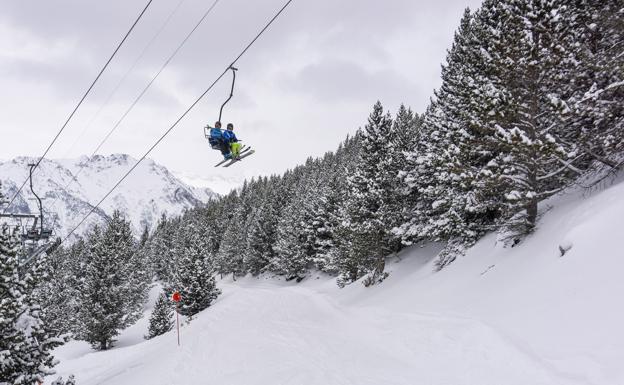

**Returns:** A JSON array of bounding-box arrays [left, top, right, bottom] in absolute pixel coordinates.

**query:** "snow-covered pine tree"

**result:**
[[168, 221, 221, 317], [396, 104, 439, 248], [561, 1, 624, 175], [125, 240, 152, 326], [300, 137, 360, 276], [0, 224, 61, 383], [80, 212, 147, 350], [103, 210, 150, 324], [469, 0, 583, 243], [383, 104, 421, 251], [403, 6, 505, 267], [28, 239, 78, 354], [194, 205, 223, 281], [245, 177, 281, 276], [37, 243, 79, 337], [332, 207, 358, 286], [43, 237, 92, 340], [305, 153, 342, 273], [320, 134, 362, 279], [271, 165, 316, 280], [145, 292, 174, 339], [236, 178, 266, 273], [139, 224, 150, 248], [215, 187, 247, 279], [392, 106, 428, 247], [340, 102, 394, 285], [148, 214, 177, 282], [80, 225, 117, 350]]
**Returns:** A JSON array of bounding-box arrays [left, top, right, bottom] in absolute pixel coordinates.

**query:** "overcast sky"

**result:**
[[0, 0, 483, 193]]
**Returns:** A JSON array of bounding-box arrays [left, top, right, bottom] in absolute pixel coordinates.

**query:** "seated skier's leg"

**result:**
[[231, 142, 241, 158], [220, 141, 231, 159]]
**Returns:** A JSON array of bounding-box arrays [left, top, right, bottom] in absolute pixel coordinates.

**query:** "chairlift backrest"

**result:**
[[208, 128, 224, 149]]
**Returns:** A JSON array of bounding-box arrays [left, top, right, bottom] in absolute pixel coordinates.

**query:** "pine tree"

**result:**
[[215, 189, 247, 279], [0, 224, 61, 383], [79, 224, 120, 350], [384, 104, 421, 250], [125, 244, 152, 326], [328, 134, 362, 283], [272, 197, 310, 280], [149, 214, 179, 283], [306, 156, 342, 273], [31, 239, 87, 343], [245, 178, 280, 276], [396, 2, 587, 266], [80, 212, 147, 350], [340, 102, 394, 285], [405, 6, 505, 267], [168, 221, 221, 317], [139, 224, 150, 248], [271, 164, 322, 280], [466, 0, 584, 243], [145, 292, 174, 339], [562, 1, 624, 174]]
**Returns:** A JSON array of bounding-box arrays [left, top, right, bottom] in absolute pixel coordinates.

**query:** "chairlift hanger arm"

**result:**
[[28, 163, 45, 234], [218, 66, 238, 123]]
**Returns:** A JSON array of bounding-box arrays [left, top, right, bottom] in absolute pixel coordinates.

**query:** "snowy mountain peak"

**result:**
[[0, 155, 217, 238]]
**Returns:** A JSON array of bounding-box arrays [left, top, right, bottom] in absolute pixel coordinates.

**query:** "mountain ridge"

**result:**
[[0, 154, 217, 238]]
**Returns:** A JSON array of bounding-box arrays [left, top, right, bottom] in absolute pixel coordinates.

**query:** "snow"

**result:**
[[47, 179, 624, 385], [172, 170, 243, 196], [505, 190, 522, 200], [0, 155, 217, 237]]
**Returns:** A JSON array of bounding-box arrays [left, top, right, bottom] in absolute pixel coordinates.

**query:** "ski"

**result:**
[[223, 150, 255, 167], [214, 146, 251, 167]]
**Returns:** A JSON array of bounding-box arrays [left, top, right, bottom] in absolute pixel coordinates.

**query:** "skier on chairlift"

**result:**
[[209, 121, 228, 158], [208, 121, 241, 160], [224, 123, 241, 159]]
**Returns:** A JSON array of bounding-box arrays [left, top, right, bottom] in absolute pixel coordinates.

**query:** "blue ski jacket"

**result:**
[[222, 130, 238, 144]]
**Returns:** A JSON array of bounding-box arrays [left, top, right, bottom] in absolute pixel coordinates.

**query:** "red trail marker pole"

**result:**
[[176, 306, 180, 347], [172, 291, 181, 347]]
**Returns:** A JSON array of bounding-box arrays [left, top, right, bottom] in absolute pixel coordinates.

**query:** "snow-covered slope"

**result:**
[[47, 179, 624, 385], [0, 155, 217, 237]]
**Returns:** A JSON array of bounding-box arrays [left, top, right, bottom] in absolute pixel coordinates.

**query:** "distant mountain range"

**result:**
[[0, 154, 217, 238]]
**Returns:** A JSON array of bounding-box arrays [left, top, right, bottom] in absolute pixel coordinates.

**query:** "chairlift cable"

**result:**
[[61, 0, 295, 243], [48, 0, 220, 231], [2, 0, 154, 214], [61, 0, 188, 159]]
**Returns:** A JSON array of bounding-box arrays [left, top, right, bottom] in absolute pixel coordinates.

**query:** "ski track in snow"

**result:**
[[52, 282, 569, 385]]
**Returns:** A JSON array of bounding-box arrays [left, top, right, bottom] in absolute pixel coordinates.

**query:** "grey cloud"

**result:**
[[281, 59, 419, 105], [0, 0, 486, 182]]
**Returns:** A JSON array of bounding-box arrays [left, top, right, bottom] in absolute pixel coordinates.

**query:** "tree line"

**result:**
[[149, 0, 623, 281]]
